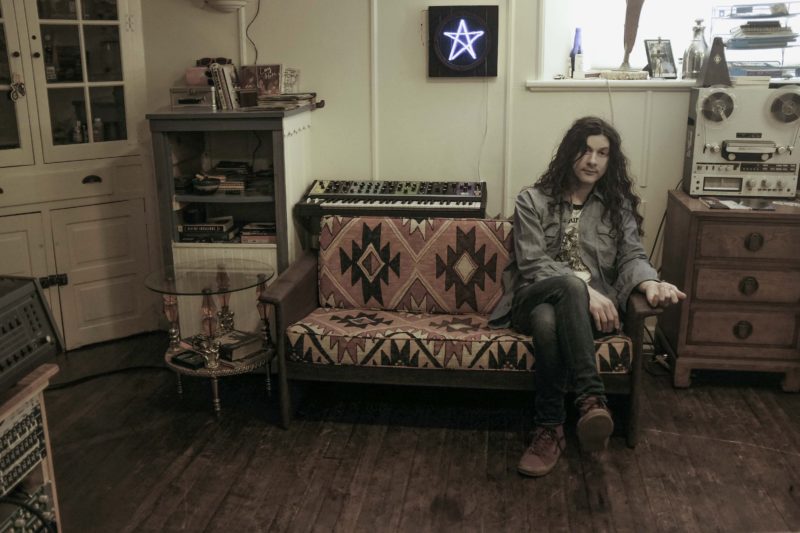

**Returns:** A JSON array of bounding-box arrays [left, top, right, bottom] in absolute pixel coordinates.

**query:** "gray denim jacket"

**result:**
[[489, 185, 658, 327]]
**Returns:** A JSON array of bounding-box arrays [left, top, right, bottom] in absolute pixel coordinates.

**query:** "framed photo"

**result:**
[[644, 39, 677, 79]]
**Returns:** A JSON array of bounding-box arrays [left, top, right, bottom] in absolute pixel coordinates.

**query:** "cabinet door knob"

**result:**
[[82, 175, 102, 184], [32, 52, 41, 58], [12, 51, 20, 58], [733, 320, 753, 340], [744, 232, 764, 252], [738, 276, 759, 296]]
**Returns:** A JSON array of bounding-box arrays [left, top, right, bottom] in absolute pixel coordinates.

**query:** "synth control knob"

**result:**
[[761, 179, 768, 188], [776, 180, 784, 188], [745, 179, 756, 189], [777, 146, 788, 155], [710, 144, 721, 154]]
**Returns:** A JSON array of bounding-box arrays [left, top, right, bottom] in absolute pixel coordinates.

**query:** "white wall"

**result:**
[[141, 0, 691, 264]]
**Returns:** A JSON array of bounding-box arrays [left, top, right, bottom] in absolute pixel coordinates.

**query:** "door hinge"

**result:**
[[39, 274, 69, 288]]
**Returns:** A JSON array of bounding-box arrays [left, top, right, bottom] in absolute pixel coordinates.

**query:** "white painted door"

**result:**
[[0, 211, 62, 334], [51, 199, 155, 349]]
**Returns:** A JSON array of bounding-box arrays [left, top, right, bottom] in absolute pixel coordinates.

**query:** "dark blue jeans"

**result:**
[[511, 275, 606, 427]]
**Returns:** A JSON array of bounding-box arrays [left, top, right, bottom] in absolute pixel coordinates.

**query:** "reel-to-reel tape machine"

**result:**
[[683, 85, 800, 198]]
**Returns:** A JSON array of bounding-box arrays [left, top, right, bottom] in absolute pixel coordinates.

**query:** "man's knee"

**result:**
[[559, 275, 587, 293], [529, 304, 557, 339]]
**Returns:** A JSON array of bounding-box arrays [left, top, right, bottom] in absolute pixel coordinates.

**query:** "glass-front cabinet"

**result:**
[[0, 0, 154, 351], [0, 0, 34, 166], [0, 0, 138, 167]]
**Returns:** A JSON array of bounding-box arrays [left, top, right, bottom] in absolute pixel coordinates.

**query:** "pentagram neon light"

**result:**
[[443, 19, 484, 61]]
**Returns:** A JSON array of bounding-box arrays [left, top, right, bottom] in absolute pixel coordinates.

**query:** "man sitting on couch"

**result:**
[[490, 116, 686, 477]]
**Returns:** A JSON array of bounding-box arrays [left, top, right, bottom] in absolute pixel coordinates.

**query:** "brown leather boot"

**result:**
[[517, 425, 566, 477], [576, 396, 614, 452]]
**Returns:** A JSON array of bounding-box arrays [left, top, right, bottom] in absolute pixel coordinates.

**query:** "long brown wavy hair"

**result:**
[[535, 116, 644, 238]]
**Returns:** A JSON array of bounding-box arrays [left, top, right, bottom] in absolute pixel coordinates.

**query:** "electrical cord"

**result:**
[[245, 0, 262, 64], [251, 131, 262, 168], [44, 365, 170, 392], [648, 177, 686, 264], [0, 495, 57, 532]]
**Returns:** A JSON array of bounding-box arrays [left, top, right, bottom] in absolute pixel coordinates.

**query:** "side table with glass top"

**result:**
[[144, 259, 276, 415]]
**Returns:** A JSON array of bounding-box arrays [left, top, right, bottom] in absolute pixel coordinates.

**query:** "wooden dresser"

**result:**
[[658, 190, 800, 391]]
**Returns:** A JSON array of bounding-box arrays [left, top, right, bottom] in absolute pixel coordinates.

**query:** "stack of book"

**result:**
[[240, 222, 276, 244], [207, 160, 250, 193], [177, 215, 238, 243], [728, 21, 798, 49], [217, 330, 264, 361], [209, 63, 239, 110]]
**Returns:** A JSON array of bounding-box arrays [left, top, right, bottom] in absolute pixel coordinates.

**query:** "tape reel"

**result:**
[[701, 90, 735, 122], [768, 89, 800, 124]]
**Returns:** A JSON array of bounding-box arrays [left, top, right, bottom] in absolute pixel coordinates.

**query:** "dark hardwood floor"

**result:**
[[42, 332, 800, 532]]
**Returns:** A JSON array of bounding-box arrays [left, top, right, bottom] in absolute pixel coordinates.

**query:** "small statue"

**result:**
[[620, 0, 646, 70]]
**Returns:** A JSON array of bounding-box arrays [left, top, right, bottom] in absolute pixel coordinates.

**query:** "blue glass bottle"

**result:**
[[570, 28, 583, 76]]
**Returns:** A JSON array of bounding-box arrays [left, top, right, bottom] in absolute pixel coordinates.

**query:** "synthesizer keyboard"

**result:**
[[294, 179, 487, 231]]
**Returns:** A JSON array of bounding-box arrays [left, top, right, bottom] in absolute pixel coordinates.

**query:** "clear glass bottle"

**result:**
[[92, 117, 104, 142], [682, 19, 709, 80]]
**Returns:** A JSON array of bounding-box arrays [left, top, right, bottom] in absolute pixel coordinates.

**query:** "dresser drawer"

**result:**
[[688, 309, 798, 349], [698, 221, 800, 261], [694, 268, 800, 304]]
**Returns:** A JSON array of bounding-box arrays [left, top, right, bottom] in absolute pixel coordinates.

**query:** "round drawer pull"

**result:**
[[81, 175, 102, 184], [744, 232, 764, 252], [738, 276, 759, 296], [733, 320, 753, 340]]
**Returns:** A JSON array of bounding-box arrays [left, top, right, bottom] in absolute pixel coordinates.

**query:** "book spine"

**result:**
[[222, 65, 239, 109], [210, 66, 228, 110], [177, 224, 232, 233]]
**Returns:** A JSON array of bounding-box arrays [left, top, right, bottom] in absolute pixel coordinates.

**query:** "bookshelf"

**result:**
[[147, 106, 314, 337]]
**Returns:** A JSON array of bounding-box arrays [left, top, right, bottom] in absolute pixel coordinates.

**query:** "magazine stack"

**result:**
[[240, 222, 276, 244]]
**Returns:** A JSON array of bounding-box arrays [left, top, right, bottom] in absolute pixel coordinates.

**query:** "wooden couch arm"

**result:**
[[623, 292, 663, 336], [259, 249, 319, 333]]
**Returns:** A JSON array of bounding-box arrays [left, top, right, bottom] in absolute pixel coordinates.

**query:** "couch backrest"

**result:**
[[317, 216, 513, 314]]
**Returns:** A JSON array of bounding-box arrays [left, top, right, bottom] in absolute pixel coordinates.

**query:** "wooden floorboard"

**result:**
[[37, 332, 800, 533]]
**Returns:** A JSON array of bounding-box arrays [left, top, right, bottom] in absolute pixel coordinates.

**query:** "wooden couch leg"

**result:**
[[626, 384, 640, 448], [277, 328, 292, 429]]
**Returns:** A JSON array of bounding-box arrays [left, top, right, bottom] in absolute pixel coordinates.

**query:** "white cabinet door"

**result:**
[[51, 199, 155, 349], [0, 0, 34, 167], [0, 211, 62, 331]]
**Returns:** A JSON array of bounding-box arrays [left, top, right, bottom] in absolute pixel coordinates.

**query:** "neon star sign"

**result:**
[[428, 6, 498, 77], [443, 19, 485, 61]]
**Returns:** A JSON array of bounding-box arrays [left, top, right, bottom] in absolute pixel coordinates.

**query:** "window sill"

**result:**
[[525, 79, 696, 92]]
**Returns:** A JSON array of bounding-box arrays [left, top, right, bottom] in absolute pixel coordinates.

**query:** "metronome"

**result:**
[[697, 37, 732, 87]]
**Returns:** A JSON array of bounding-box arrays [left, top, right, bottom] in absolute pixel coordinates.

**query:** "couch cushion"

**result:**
[[287, 308, 633, 374], [318, 216, 513, 314]]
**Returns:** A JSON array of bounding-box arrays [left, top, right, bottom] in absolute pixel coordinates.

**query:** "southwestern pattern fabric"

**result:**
[[318, 216, 513, 314], [286, 307, 632, 374]]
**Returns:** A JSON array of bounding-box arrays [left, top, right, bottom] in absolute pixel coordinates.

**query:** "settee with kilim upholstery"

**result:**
[[261, 216, 662, 447]]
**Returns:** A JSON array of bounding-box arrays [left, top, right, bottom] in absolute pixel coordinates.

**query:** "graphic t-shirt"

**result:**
[[556, 204, 591, 283]]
